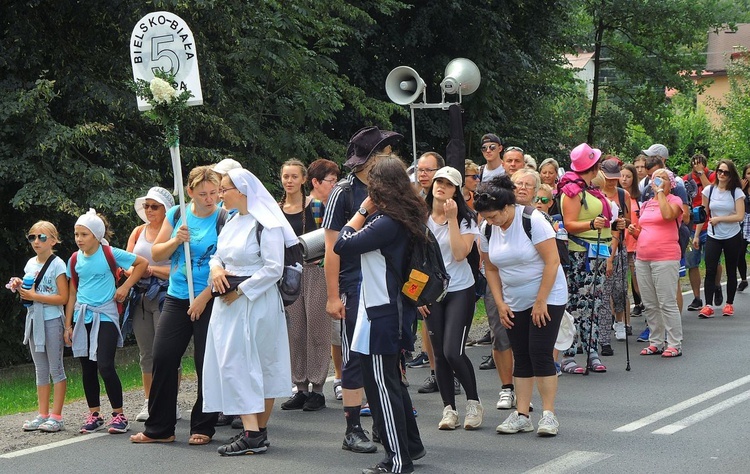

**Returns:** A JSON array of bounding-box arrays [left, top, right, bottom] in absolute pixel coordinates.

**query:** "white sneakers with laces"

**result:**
[[613, 322, 626, 341], [496, 411, 534, 434], [463, 400, 483, 430], [537, 410, 559, 436], [438, 405, 459, 430], [135, 400, 149, 422]]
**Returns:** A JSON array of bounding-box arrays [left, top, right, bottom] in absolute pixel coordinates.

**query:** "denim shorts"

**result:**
[[685, 230, 708, 269]]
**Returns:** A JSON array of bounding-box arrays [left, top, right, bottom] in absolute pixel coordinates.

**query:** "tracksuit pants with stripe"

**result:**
[[362, 353, 424, 473]]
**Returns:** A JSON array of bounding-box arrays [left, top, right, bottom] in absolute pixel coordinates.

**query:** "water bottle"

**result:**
[[556, 222, 568, 242], [21, 274, 35, 307]]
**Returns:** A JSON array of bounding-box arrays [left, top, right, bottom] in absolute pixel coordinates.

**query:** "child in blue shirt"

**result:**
[[65, 209, 147, 434]]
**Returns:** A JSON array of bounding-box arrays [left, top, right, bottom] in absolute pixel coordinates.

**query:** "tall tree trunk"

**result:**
[[587, 16, 605, 144]]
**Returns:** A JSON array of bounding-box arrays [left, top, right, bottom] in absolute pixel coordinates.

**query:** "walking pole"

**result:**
[[583, 222, 603, 376], [621, 239, 631, 371]]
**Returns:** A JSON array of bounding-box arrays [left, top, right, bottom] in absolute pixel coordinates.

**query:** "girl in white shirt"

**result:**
[[422, 167, 483, 431]]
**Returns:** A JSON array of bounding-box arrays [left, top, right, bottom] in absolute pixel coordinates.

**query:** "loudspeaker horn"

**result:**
[[440, 58, 481, 96], [385, 66, 426, 105]]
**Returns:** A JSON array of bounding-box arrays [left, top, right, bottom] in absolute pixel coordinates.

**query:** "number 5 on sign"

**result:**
[[130, 11, 203, 111]]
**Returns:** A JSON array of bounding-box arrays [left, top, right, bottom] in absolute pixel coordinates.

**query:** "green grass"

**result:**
[[0, 347, 196, 416]]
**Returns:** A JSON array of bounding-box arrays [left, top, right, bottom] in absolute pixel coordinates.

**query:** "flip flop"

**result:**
[[130, 432, 175, 443], [188, 433, 212, 445], [561, 358, 585, 374]]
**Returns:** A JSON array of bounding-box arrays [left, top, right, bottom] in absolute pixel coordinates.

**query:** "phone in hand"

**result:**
[[653, 177, 663, 187]]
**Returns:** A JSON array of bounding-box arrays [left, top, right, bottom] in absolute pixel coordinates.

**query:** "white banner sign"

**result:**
[[130, 11, 203, 111]]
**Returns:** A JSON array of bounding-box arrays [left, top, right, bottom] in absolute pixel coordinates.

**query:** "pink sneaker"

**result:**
[[698, 305, 714, 319]]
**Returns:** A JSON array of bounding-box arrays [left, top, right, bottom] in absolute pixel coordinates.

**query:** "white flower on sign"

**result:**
[[150, 77, 178, 104]]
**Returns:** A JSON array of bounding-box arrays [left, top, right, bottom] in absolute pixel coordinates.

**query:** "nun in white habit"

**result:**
[[203, 168, 296, 455]]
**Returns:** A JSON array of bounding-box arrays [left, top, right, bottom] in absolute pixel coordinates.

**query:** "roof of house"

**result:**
[[706, 23, 750, 72], [563, 52, 594, 70]]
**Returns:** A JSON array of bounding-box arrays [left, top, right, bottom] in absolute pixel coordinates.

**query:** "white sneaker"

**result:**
[[135, 400, 149, 422], [496, 411, 534, 434], [176, 405, 182, 420], [333, 380, 343, 401], [613, 322, 626, 341], [496, 388, 516, 410], [537, 410, 559, 436], [438, 405, 459, 430], [464, 400, 483, 430]]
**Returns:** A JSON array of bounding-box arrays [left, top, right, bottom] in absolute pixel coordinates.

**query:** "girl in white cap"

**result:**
[[65, 209, 148, 434], [126, 187, 177, 422]]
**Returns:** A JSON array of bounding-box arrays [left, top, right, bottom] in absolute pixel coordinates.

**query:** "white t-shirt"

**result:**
[[480, 206, 568, 311], [24, 255, 66, 321], [704, 185, 744, 239], [481, 163, 505, 181], [427, 215, 479, 292]]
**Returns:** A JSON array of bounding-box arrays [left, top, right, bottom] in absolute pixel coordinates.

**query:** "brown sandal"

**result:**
[[130, 432, 175, 443], [188, 433, 212, 445]]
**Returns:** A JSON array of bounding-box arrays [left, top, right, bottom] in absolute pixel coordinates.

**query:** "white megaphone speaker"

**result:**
[[440, 58, 481, 96], [386, 66, 426, 105]]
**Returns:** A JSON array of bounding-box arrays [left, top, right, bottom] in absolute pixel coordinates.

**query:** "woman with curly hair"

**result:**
[[334, 155, 427, 474]]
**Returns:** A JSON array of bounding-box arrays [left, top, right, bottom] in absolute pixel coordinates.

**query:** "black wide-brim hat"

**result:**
[[344, 126, 403, 169]]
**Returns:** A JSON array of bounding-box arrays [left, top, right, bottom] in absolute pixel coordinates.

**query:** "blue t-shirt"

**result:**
[[166, 206, 222, 299], [67, 246, 137, 323], [24, 255, 66, 321]]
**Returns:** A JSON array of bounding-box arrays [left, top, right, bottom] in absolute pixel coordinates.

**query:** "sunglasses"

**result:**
[[505, 146, 524, 154], [534, 196, 551, 204], [27, 233, 48, 243], [716, 169, 730, 176], [142, 203, 164, 211], [481, 144, 498, 152], [467, 174, 481, 180]]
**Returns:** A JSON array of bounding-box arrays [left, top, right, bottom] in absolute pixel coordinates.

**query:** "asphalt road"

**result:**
[[2, 285, 750, 473]]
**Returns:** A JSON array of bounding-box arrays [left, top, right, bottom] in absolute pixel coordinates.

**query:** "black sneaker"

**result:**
[[600, 344, 614, 356], [215, 412, 232, 426], [226, 430, 270, 447], [342, 428, 377, 453], [417, 374, 438, 393], [739, 281, 748, 292], [217, 431, 268, 456], [626, 325, 633, 336], [714, 288, 723, 306], [230, 416, 243, 429], [405, 352, 429, 368], [473, 329, 492, 346], [371, 427, 380, 444], [631, 304, 644, 317], [479, 354, 496, 370], [453, 377, 461, 395], [302, 392, 326, 411], [687, 298, 703, 311], [362, 465, 394, 474], [281, 391, 308, 410]]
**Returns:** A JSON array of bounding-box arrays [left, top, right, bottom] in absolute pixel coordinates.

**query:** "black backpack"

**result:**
[[256, 223, 304, 306], [485, 205, 570, 270], [398, 225, 451, 307]]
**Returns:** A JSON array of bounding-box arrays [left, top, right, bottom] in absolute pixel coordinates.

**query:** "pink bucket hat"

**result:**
[[570, 143, 603, 173]]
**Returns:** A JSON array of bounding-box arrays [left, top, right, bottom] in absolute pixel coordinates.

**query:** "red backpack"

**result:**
[[69, 245, 127, 316]]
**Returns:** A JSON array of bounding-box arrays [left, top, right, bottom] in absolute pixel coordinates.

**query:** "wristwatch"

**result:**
[[235, 287, 243, 296], [358, 207, 368, 217], [696, 171, 704, 176]]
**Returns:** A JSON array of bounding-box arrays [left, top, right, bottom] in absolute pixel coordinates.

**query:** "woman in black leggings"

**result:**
[[696, 159, 745, 318], [422, 167, 482, 431]]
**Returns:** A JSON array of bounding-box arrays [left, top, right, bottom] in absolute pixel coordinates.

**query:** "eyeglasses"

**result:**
[[218, 187, 237, 194], [27, 234, 48, 243], [142, 203, 163, 211], [467, 174, 480, 180], [505, 146, 524, 154], [534, 196, 551, 204], [481, 144, 498, 152], [322, 177, 338, 184], [514, 182, 535, 189], [417, 168, 438, 175], [716, 169, 730, 176]]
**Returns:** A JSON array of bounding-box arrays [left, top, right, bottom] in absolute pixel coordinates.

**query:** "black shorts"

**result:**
[[341, 290, 363, 390]]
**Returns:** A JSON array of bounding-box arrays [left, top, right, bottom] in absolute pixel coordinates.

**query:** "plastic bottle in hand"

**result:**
[[21, 274, 35, 307], [556, 222, 568, 242]]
